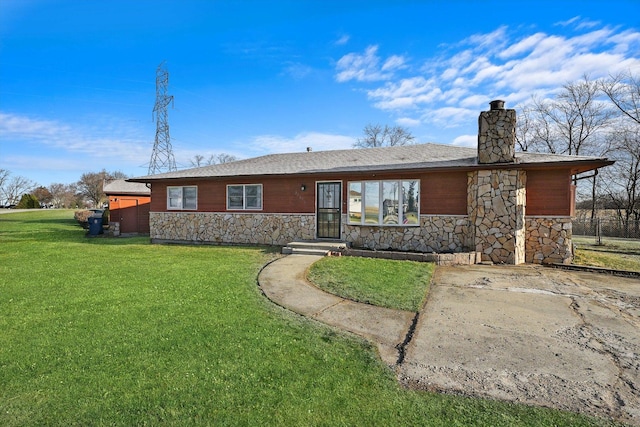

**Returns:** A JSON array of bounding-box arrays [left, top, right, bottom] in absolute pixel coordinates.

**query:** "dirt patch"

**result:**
[[398, 265, 640, 425]]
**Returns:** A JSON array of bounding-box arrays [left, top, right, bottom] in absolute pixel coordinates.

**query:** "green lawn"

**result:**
[[307, 256, 433, 312], [573, 235, 640, 272], [0, 211, 618, 426]]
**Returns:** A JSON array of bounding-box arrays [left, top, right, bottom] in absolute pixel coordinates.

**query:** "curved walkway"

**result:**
[[258, 254, 416, 366], [259, 254, 640, 425]]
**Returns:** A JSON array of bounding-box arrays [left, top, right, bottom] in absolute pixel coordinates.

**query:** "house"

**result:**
[[103, 180, 151, 235], [128, 101, 612, 264]]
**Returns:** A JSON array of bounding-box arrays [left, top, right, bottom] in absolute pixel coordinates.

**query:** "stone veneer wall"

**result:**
[[343, 215, 470, 253], [108, 221, 120, 237], [468, 170, 526, 264], [149, 212, 315, 245], [477, 105, 516, 164], [525, 217, 573, 264]]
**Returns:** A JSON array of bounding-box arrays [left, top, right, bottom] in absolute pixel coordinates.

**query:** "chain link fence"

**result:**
[[573, 219, 640, 239]]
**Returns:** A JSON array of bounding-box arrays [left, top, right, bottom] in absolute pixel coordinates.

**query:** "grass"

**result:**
[[307, 256, 433, 312], [573, 235, 640, 272], [0, 210, 619, 426]]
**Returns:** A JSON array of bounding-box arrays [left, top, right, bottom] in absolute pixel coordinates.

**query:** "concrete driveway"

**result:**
[[399, 264, 640, 425]]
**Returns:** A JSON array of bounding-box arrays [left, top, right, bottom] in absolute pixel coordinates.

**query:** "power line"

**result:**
[[148, 61, 177, 175]]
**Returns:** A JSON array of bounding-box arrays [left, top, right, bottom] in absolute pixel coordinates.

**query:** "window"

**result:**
[[348, 180, 419, 226], [167, 186, 197, 210], [227, 184, 262, 210]]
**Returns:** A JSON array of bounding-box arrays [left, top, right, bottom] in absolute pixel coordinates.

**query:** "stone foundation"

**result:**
[[343, 215, 470, 253], [525, 217, 573, 264], [149, 212, 315, 245], [149, 212, 574, 266]]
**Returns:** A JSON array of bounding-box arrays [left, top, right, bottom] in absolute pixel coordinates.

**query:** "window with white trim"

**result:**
[[167, 186, 197, 210], [227, 184, 262, 210], [348, 180, 419, 226]]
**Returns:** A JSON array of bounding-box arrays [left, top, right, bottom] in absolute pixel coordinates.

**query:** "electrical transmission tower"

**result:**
[[148, 61, 177, 175]]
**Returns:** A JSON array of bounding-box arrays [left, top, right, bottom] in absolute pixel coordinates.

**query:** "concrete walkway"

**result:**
[[258, 255, 640, 425], [258, 254, 416, 366]]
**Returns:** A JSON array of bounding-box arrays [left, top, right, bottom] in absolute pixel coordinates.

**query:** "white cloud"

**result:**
[[283, 62, 314, 80], [451, 134, 477, 148], [335, 45, 405, 82], [382, 55, 407, 71], [555, 16, 600, 30], [249, 132, 356, 155], [335, 22, 640, 136], [367, 77, 441, 110], [335, 34, 350, 46], [0, 112, 150, 164], [425, 107, 477, 128], [396, 117, 421, 127], [555, 16, 582, 27]]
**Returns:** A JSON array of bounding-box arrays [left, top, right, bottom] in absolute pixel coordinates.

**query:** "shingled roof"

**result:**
[[104, 179, 150, 195], [128, 143, 612, 182]]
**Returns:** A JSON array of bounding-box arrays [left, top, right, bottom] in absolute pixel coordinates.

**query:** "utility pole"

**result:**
[[148, 61, 177, 175]]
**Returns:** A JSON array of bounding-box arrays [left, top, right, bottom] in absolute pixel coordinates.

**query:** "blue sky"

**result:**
[[1, 0, 639, 187]]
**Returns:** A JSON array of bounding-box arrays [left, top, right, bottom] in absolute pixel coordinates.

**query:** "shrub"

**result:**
[[16, 194, 40, 209], [74, 210, 93, 229]]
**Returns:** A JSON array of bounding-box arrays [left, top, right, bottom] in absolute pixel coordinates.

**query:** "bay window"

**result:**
[[348, 180, 419, 226]]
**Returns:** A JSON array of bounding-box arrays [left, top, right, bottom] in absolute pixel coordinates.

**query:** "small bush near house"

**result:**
[[74, 210, 93, 228]]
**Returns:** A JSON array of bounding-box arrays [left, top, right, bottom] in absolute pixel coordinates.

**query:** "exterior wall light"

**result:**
[[301, 184, 306, 191]]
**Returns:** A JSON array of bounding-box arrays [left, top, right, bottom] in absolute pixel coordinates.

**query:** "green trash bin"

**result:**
[[88, 216, 103, 235]]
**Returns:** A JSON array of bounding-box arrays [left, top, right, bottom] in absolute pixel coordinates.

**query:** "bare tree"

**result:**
[[517, 76, 616, 221], [354, 124, 415, 148], [214, 153, 238, 164], [530, 76, 614, 156], [190, 153, 238, 167], [77, 170, 127, 208], [190, 154, 206, 167], [601, 124, 640, 234], [1, 174, 37, 206], [48, 183, 76, 208], [600, 71, 640, 125], [0, 169, 9, 191]]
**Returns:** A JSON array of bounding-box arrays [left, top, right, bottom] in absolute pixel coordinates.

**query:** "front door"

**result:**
[[317, 182, 341, 239]]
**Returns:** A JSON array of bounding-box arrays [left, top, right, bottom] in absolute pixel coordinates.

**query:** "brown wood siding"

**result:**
[[526, 169, 573, 216], [109, 195, 151, 233], [421, 171, 468, 215], [149, 171, 469, 216]]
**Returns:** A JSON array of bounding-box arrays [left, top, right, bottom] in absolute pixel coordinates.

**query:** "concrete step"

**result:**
[[282, 240, 349, 256], [285, 240, 348, 252], [282, 247, 331, 256]]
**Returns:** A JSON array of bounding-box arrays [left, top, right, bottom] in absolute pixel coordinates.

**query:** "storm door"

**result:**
[[316, 182, 341, 239]]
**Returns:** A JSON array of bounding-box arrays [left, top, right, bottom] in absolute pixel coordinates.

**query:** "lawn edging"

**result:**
[[342, 248, 481, 265], [545, 262, 640, 278]]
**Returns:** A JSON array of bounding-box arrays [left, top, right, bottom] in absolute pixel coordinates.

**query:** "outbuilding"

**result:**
[[103, 180, 151, 236]]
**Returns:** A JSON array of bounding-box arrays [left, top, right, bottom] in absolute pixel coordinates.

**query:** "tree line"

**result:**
[[0, 169, 129, 209], [0, 152, 240, 210]]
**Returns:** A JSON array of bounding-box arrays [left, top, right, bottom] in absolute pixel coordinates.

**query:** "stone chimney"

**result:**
[[477, 100, 516, 164]]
